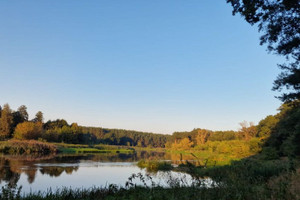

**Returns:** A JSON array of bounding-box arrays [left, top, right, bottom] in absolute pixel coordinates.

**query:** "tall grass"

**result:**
[[0, 140, 57, 155]]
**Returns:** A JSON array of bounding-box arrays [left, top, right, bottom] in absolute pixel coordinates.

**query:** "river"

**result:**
[[0, 151, 201, 194]]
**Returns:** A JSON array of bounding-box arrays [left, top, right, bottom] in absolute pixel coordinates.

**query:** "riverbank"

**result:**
[[0, 140, 299, 199], [55, 143, 135, 154], [0, 140, 135, 155]]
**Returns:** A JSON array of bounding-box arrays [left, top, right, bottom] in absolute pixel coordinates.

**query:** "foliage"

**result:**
[[238, 121, 257, 140], [12, 105, 29, 130], [14, 122, 43, 140], [171, 138, 193, 150], [209, 130, 236, 141], [0, 104, 13, 139], [0, 140, 57, 155], [33, 111, 44, 123], [264, 101, 300, 157], [257, 115, 279, 138], [226, 0, 300, 101]]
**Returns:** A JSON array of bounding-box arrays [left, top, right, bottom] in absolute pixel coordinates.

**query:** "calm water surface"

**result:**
[[0, 152, 196, 193]]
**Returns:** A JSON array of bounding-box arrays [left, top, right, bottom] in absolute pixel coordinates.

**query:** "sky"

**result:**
[[0, 1, 284, 134]]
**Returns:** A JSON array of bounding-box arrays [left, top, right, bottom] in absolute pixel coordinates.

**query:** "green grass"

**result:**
[[0, 141, 135, 155], [55, 143, 135, 154], [58, 147, 134, 154]]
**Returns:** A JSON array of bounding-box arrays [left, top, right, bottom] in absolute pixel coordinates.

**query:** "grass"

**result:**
[[0, 140, 57, 155], [57, 147, 134, 154], [0, 141, 135, 155], [55, 143, 135, 154]]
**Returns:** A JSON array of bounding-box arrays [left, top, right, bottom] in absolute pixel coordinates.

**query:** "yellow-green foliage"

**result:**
[[171, 138, 193, 150], [196, 139, 262, 158], [14, 122, 43, 140]]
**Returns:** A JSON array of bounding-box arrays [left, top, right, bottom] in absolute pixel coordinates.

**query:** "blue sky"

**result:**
[[0, 1, 284, 134]]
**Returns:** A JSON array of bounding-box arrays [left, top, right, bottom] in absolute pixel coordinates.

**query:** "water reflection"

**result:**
[[0, 151, 197, 193]]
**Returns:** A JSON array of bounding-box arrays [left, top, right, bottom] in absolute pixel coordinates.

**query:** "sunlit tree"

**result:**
[[238, 121, 257, 140], [33, 111, 44, 123], [196, 129, 211, 145], [14, 122, 43, 140], [0, 104, 13, 139]]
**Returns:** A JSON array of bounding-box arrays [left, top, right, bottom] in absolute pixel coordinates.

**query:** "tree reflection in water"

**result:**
[[0, 151, 198, 187]]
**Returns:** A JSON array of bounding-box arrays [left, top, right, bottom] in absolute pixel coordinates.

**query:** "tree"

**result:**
[[227, 0, 300, 101], [12, 105, 29, 128], [0, 104, 13, 139], [257, 115, 279, 138], [14, 122, 43, 140], [44, 119, 68, 130], [172, 138, 194, 150], [33, 111, 44, 123], [196, 129, 211, 145], [17, 105, 28, 122], [71, 123, 82, 134], [238, 121, 257, 140]]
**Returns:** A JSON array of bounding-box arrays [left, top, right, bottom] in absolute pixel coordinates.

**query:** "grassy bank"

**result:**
[[0, 140, 57, 155], [55, 143, 135, 154], [0, 140, 135, 155]]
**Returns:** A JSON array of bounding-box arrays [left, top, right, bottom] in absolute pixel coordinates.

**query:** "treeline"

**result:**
[[168, 122, 257, 149], [1, 101, 299, 156], [0, 104, 170, 148], [43, 122, 169, 147]]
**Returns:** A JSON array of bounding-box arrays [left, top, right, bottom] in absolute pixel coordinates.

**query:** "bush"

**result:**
[[14, 122, 43, 140], [262, 147, 279, 160]]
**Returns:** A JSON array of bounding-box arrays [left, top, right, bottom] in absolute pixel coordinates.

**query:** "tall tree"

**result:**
[[12, 105, 29, 128], [33, 111, 44, 123], [17, 105, 28, 122], [196, 129, 211, 145], [238, 121, 257, 140], [0, 104, 13, 139], [227, 0, 300, 101]]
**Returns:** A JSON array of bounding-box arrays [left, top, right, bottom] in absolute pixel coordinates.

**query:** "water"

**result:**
[[0, 152, 199, 194]]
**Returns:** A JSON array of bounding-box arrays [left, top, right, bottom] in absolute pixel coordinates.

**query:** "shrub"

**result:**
[[14, 122, 43, 140]]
